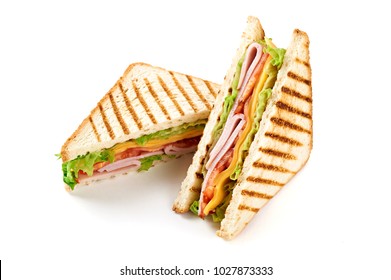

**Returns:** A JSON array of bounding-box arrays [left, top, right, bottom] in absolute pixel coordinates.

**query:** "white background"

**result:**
[[1, 0, 390, 279]]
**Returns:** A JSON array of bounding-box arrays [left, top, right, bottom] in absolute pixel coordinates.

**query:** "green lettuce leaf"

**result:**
[[62, 149, 115, 190], [260, 38, 286, 69], [189, 182, 234, 221], [211, 194, 231, 222], [135, 119, 207, 146], [211, 182, 234, 222], [190, 200, 199, 215], [138, 155, 163, 172]]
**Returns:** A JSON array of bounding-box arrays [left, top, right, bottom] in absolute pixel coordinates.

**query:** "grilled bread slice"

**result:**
[[217, 29, 312, 240], [61, 62, 219, 163], [173, 16, 265, 213]]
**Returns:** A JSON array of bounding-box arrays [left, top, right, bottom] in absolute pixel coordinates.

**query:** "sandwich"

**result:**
[[173, 16, 312, 240], [60, 62, 219, 191]]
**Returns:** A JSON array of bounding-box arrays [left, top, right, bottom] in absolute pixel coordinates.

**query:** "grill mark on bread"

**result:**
[[246, 176, 285, 187], [118, 82, 143, 130], [271, 117, 311, 134], [281, 86, 312, 103], [295, 57, 310, 68], [98, 103, 115, 139], [108, 93, 130, 134], [157, 75, 185, 116], [241, 189, 273, 199], [253, 162, 294, 173], [276, 101, 312, 119], [200, 156, 205, 166], [264, 132, 303, 146], [195, 172, 203, 179], [204, 80, 217, 98], [287, 71, 311, 86], [132, 80, 157, 124], [169, 71, 198, 112], [186, 75, 212, 110], [259, 148, 297, 160], [144, 78, 171, 121], [89, 116, 101, 142], [238, 204, 260, 213]]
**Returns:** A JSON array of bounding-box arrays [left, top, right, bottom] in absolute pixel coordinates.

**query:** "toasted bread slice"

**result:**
[[173, 16, 265, 213], [217, 29, 312, 240], [61, 62, 219, 163]]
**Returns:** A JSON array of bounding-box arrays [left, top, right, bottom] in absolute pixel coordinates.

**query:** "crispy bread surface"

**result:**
[[61, 62, 219, 162], [217, 29, 312, 240]]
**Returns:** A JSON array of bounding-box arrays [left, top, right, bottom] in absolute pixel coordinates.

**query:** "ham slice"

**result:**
[[78, 165, 140, 184], [206, 113, 245, 169], [97, 150, 164, 173], [205, 43, 264, 171], [199, 115, 245, 216], [198, 42, 266, 217], [205, 43, 263, 171], [230, 53, 264, 122], [207, 114, 245, 174], [164, 144, 197, 155], [237, 42, 263, 90], [234, 53, 268, 115]]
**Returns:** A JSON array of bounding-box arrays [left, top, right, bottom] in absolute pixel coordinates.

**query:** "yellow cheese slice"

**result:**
[[203, 56, 272, 216], [112, 129, 204, 154]]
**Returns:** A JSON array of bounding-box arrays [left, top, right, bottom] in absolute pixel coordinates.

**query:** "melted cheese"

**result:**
[[112, 129, 204, 154], [203, 56, 272, 216]]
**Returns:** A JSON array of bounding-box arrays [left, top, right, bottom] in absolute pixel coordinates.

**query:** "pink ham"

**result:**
[[207, 114, 245, 173], [97, 150, 164, 173], [197, 43, 266, 217], [230, 53, 264, 122], [205, 43, 263, 171], [234, 53, 268, 115], [164, 144, 198, 155], [199, 115, 245, 215], [206, 113, 245, 170], [78, 165, 141, 184], [237, 42, 263, 90]]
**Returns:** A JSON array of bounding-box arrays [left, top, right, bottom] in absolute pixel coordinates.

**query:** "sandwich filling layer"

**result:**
[[62, 120, 207, 190], [190, 39, 285, 221]]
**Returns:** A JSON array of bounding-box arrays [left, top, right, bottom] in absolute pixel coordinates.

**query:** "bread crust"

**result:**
[[172, 16, 265, 213], [61, 62, 219, 162], [217, 29, 312, 240]]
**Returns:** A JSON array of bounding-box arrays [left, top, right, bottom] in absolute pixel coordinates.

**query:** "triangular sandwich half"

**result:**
[[173, 17, 312, 240], [60, 62, 219, 191]]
